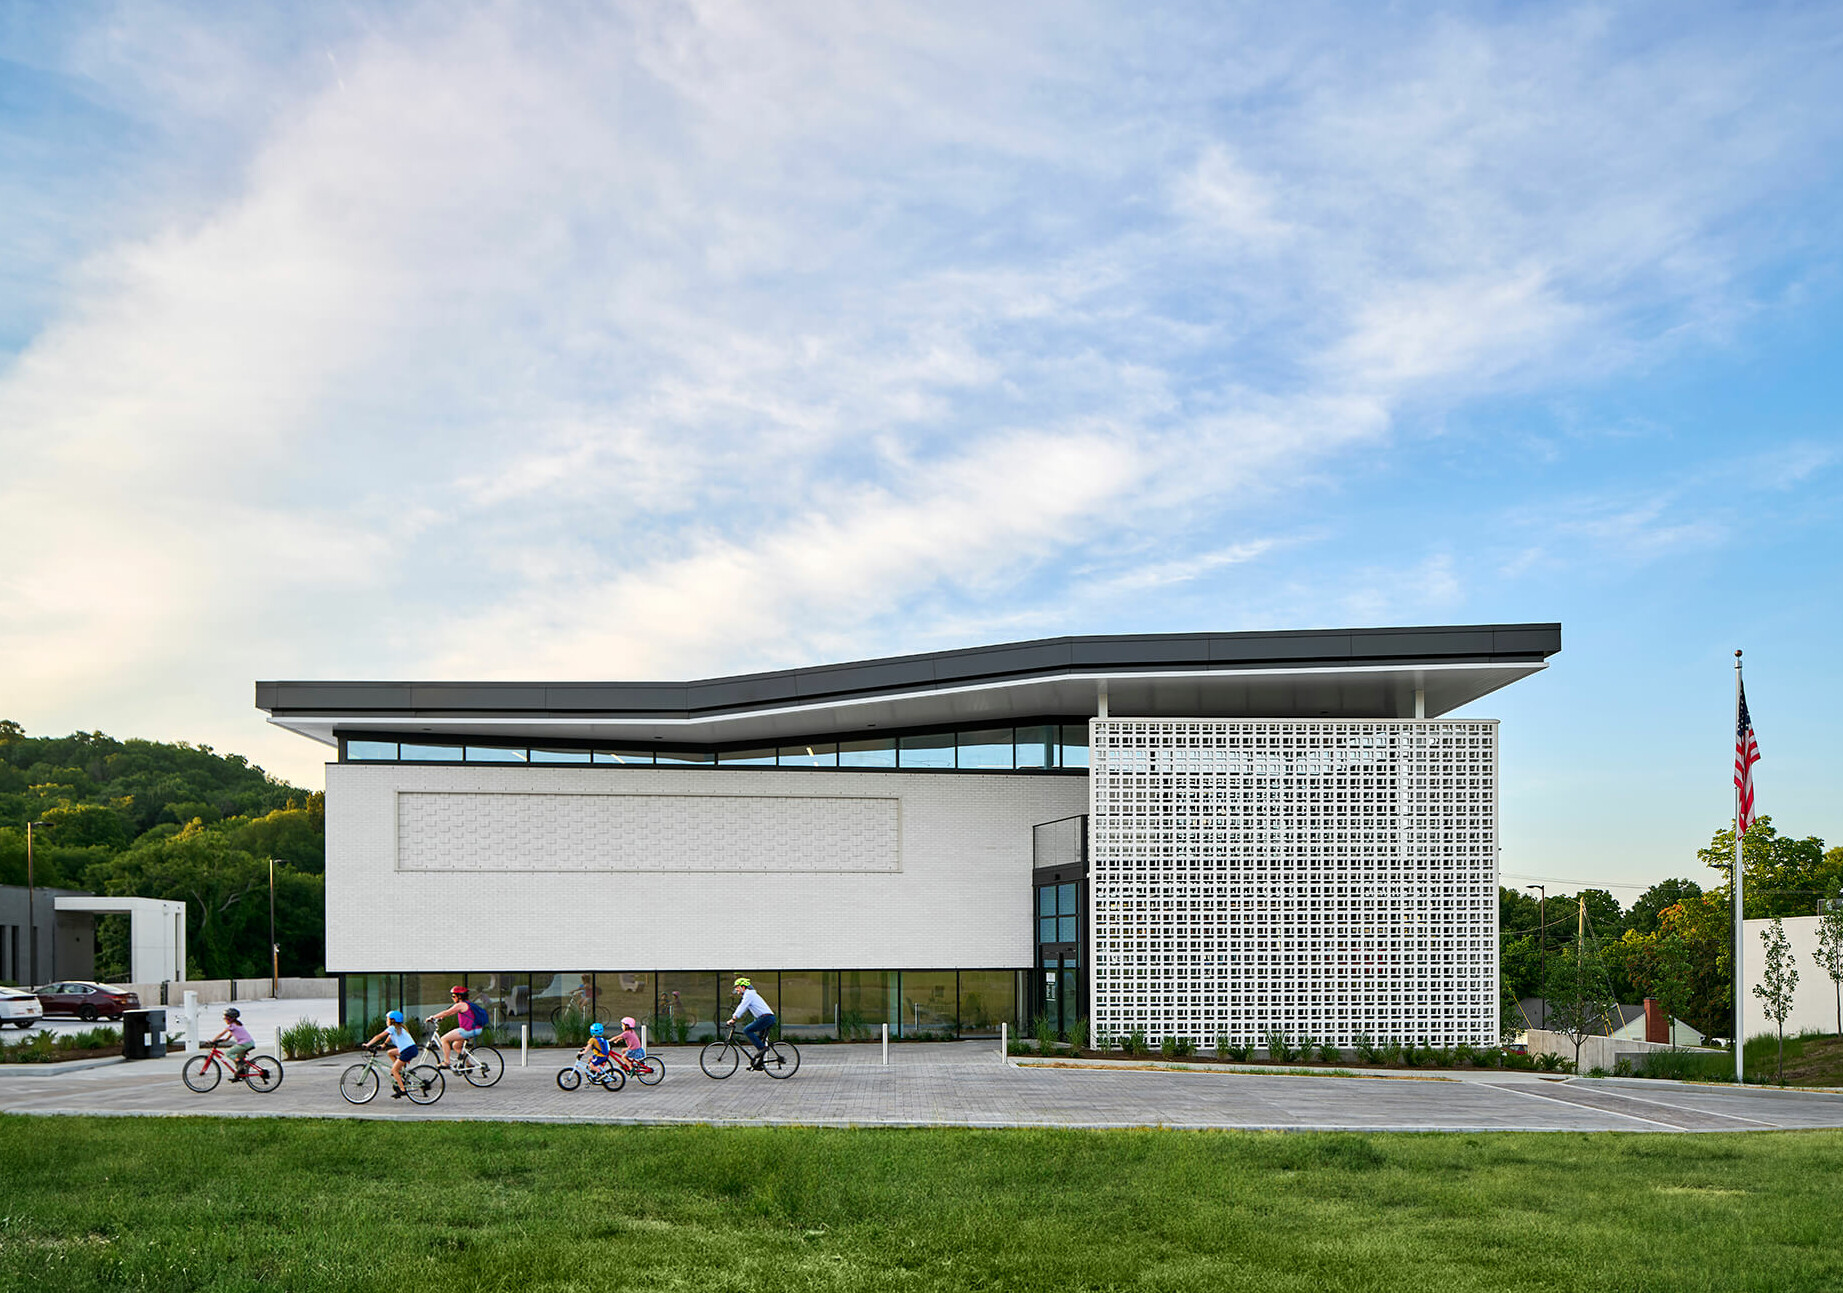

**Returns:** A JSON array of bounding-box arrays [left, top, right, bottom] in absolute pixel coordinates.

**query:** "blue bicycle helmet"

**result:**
[[386, 1010, 404, 1023], [589, 1022, 605, 1036]]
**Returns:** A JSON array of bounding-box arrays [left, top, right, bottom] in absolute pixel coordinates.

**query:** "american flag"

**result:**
[[1734, 681, 1761, 836]]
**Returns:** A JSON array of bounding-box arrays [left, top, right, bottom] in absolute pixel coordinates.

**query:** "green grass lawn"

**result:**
[[2, 1117, 1841, 1292]]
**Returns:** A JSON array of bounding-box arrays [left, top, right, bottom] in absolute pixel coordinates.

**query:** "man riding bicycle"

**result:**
[[729, 977, 776, 1068]]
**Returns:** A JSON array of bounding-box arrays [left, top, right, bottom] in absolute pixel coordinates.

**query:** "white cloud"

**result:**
[[0, 2, 1839, 785]]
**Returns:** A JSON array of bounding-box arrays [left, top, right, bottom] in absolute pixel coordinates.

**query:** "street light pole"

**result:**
[[25, 822, 47, 986], [1524, 884, 1547, 1031], [269, 858, 282, 998]]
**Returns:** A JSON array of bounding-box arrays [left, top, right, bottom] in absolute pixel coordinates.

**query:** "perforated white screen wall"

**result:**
[[1090, 719, 1498, 1048]]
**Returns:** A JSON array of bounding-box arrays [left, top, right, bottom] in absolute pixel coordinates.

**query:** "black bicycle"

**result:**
[[700, 1022, 799, 1079]]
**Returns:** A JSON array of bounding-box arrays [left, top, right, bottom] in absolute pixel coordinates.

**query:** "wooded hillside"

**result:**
[[0, 721, 324, 981]]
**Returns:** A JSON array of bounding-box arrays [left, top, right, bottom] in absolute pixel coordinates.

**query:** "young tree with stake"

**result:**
[[1752, 918, 1798, 1086]]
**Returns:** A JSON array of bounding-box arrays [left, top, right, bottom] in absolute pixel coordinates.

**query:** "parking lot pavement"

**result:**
[[4, 1040, 1842, 1132], [17, 998, 340, 1050]]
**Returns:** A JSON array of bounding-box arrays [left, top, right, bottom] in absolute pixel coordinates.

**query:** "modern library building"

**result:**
[[258, 623, 1559, 1046]]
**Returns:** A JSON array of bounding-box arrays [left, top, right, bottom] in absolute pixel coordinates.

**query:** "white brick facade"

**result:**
[[327, 763, 1086, 973], [1089, 719, 1499, 1048]]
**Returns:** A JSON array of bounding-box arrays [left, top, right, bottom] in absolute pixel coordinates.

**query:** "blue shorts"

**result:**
[[459, 1027, 483, 1039], [395, 1043, 420, 1063]]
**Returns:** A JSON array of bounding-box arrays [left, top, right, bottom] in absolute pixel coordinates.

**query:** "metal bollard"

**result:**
[[520, 1023, 529, 1067], [184, 991, 199, 1054], [1000, 1022, 1007, 1062], [641, 1024, 648, 1052], [881, 1022, 889, 1065]]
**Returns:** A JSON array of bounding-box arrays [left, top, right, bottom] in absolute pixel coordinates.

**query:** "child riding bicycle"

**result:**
[[207, 1008, 256, 1081], [578, 1022, 615, 1078], [363, 1010, 422, 1099]]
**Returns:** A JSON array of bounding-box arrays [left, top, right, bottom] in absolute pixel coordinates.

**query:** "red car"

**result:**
[[33, 981, 141, 1021]]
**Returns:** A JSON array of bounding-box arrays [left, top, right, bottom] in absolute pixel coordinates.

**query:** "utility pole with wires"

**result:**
[[1524, 884, 1547, 1030]]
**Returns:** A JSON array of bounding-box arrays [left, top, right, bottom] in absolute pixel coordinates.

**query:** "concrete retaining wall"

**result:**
[[123, 977, 336, 1005], [1526, 1028, 1722, 1073]]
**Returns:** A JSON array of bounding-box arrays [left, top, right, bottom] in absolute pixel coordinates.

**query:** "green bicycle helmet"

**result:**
[[733, 977, 752, 989]]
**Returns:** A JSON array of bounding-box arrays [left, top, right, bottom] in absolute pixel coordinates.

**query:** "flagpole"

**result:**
[[1734, 649, 1745, 1086]]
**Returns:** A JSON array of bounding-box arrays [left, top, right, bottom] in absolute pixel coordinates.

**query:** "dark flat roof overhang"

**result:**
[[257, 623, 1559, 748]]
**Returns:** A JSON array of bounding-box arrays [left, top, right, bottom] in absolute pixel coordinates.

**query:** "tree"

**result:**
[[1615, 891, 1734, 1041], [1700, 818, 1841, 919], [1752, 919, 1798, 1085], [1812, 905, 1843, 1038], [1541, 944, 1619, 1072], [1627, 878, 1703, 936]]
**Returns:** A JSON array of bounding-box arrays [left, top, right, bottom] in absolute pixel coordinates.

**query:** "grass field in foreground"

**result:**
[[2, 1118, 1841, 1292]]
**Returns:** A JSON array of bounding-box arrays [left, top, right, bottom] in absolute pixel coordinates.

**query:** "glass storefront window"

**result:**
[[345, 741, 397, 761], [837, 970, 895, 1038], [343, 973, 394, 1037], [593, 749, 654, 765], [957, 970, 1016, 1036], [530, 748, 591, 763], [656, 750, 714, 765], [528, 973, 570, 1042], [958, 728, 1014, 770], [898, 732, 954, 769], [899, 971, 957, 1037], [1058, 883, 1076, 916], [1015, 725, 1056, 769], [779, 743, 838, 767], [777, 971, 836, 1039], [406, 974, 467, 1032], [466, 746, 527, 762], [471, 974, 529, 1037], [1059, 724, 1090, 768], [656, 972, 720, 1042], [597, 972, 654, 1033], [839, 738, 896, 768], [400, 743, 463, 762], [718, 748, 778, 765]]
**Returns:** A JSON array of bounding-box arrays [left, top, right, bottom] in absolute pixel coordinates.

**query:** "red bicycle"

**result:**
[[182, 1043, 284, 1093]]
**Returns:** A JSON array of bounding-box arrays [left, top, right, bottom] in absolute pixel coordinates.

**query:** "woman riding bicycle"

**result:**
[[426, 985, 487, 1070]]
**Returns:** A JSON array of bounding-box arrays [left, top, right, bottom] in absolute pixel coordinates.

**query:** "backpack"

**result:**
[[462, 1003, 485, 1030]]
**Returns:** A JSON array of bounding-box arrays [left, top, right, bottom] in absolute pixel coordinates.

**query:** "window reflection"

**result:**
[[957, 728, 1014, 769], [839, 738, 896, 768], [530, 748, 591, 764], [1060, 724, 1090, 768], [779, 743, 838, 767], [1015, 725, 1056, 769], [718, 748, 778, 765], [399, 743, 463, 761], [466, 746, 527, 763], [656, 750, 714, 765], [898, 733, 954, 769], [345, 740, 398, 761], [593, 749, 655, 764]]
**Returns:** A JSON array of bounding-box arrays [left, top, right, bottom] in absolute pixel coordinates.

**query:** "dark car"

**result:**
[[32, 981, 141, 1021]]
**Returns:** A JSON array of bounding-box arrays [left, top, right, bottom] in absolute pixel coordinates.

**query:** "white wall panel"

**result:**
[[396, 792, 900, 873], [326, 763, 1085, 973]]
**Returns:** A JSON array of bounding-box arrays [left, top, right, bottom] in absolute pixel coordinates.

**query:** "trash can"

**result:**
[[122, 1009, 166, 1061]]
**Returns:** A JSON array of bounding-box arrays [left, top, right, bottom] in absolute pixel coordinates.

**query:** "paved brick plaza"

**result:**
[[5, 1041, 1842, 1132]]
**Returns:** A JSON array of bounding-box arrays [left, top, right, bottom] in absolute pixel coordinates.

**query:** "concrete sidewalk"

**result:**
[[4, 1040, 1841, 1132]]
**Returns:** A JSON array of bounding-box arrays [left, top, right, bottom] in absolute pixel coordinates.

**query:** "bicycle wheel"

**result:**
[[700, 1039, 739, 1079], [340, 1064, 380, 1104], [634, 1055, 665, 1085], [242, 1054, 284, 1093], [464, 1046, 503, 1087], [597, 1066, 626, 1092], [761, 1039, 801, 1079], [181, 1055, 221, 1092], [557, 1066, 582, 1091], [404, 1064, 444, 1104]]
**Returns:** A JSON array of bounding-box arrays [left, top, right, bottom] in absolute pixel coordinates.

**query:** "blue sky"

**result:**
[[2, 2, 1838, 897]]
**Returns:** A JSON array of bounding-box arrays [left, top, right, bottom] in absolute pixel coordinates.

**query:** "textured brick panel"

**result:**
[[396, 791, 900, 873], [1090, 719, 1498, 1049]]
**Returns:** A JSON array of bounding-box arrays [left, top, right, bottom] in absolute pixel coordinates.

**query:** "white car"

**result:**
[[0, 986, 45, 1029]]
